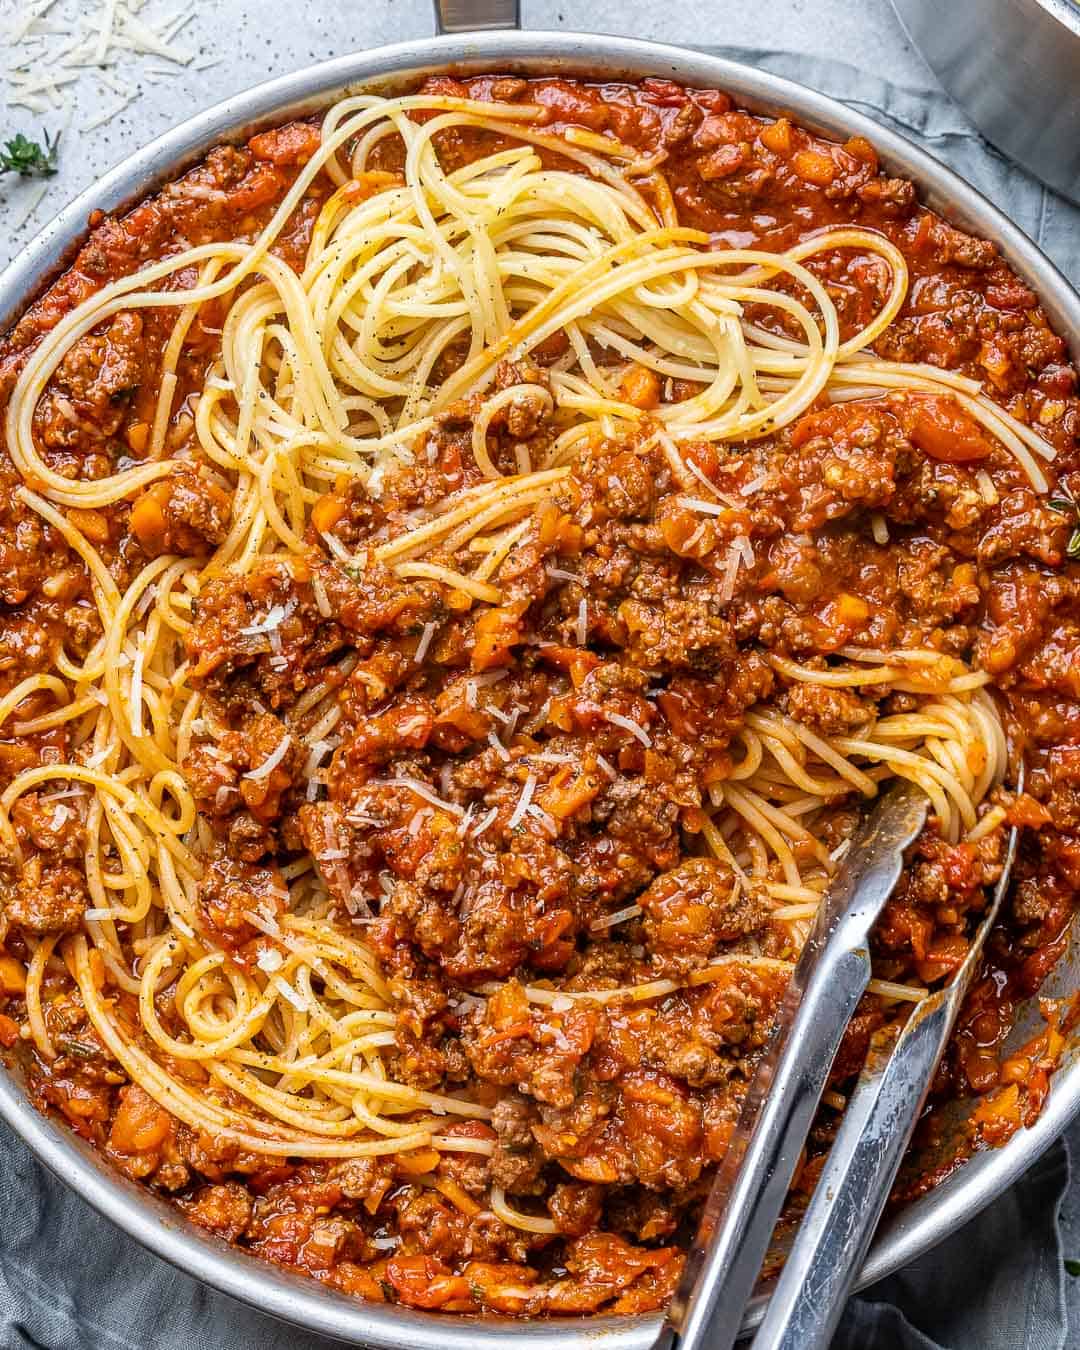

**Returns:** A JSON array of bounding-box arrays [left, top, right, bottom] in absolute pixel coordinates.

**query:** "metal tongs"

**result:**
[[655, 777, 1021, 1350]]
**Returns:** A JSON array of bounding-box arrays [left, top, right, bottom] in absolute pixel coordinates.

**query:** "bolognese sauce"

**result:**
[[0, 75, 1076, 1316]]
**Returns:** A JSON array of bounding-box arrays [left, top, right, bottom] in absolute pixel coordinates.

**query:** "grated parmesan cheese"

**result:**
[[406, 807, 431, 836], [507, 772, 537, 829], [683, 454, 739, 504], [590, 903, 642, 931], [604, 710, 652, 748], [303, 740, 332, 783], [413, 621, 437, 664], [320, 530, 350, 561], [595, 754, 618, 780], [311, 573, 333, 618], [525, 803, 558, 837], [378, 776, 464, 817], [244, 733, 292, 781], [719, 543, 742, 604], [976, 469, 999, 505], [239, 604, 286, 637], [242, 907, 282, 938], [4, 0, 209, 236], [471, 806, 499, 838], [38, 786, 85, 803]]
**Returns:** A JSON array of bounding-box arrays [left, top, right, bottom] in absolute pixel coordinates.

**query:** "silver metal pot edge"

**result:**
[[2, 29, 1079, 1346]]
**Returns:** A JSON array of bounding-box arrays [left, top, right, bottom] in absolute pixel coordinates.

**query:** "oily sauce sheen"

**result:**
[[0, 75, 1078, 1315]]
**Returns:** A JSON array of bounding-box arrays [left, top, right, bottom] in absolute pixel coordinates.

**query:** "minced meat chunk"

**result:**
[[35, 312, 148, 451], [183, 1182, 254, 1242], [195, 847, 286, 947], [783, 680, 873, 736], [5, 855, 88, 934], [637, 858, 765, 976], [129, 468, 232, 558]]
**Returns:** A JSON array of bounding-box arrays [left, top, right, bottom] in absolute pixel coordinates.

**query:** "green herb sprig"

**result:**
[[0, 130, 60, 178], [1046, 484, 1080, 559]]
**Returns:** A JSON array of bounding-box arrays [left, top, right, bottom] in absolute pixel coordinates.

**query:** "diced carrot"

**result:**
[[1008, 793, 1052, 829], [311, 492, 348, 534], [471, 603, 525, 671], [998, 1054, 1031, 1086], [834, 592, 869, 625], [0, 954, 26, 996], [0, 1015, 18, 1048], [792, 149, 836, 186], [971, 1081, 1021, 1147], [538, 766, 602, 820], [620, 364, 661, 410], [395, 1148, 441, 1177], [789, 402, 868, 448], [844, 135, 878, 170], [129, 486, 170, 552], [126, 421, 150, 455], [537, 503, 584, 552], [536, 644, 601, 688], [904, 394, 993, 463], [385, 1255, 473, 1310], [66, 507, 110, 546], [248, 121, 322, 167], [759, 117, 792, 155], [109, 1085, 171, 1153], [487, 979, 530, 1029]]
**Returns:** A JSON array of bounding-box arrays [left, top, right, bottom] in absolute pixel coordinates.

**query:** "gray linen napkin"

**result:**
[[3, 44, 1080, 1350]]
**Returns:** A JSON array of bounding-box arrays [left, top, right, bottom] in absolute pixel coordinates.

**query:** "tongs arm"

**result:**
[[750, 810, 1021, 1350], [655, 781, 929, 1350]]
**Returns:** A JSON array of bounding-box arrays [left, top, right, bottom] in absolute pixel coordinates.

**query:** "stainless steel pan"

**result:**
[[2, 26, 1080, 1348]]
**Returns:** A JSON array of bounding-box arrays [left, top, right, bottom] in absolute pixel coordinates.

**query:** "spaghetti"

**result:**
[[0, 75, 1073, 1315]]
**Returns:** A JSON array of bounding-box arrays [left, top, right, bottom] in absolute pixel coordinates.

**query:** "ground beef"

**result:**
[[637, 858, 765, 976], [5, 855, 88, 934]]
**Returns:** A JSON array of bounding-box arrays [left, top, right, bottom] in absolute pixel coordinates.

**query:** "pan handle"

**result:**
[[433, 0, 520, 32]]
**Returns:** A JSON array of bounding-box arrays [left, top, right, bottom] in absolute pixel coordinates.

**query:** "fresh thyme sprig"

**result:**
[[0, 130, 60, 178]]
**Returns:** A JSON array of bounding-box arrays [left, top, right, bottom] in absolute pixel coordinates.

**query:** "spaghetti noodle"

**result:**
[[0, 75, 1073, 1315]]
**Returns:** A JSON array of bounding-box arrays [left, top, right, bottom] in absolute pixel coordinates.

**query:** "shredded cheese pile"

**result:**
[[2, 0, 215, 235]]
